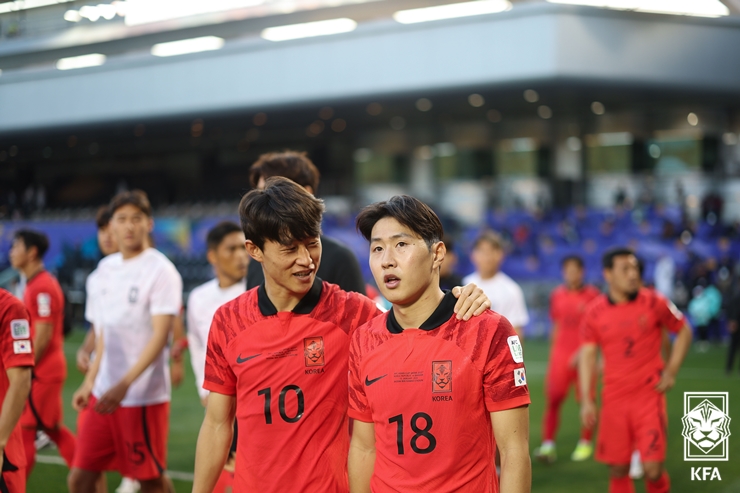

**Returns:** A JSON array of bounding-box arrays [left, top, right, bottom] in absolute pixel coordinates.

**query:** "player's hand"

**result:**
[[170, 360, 184, 388], [76, 348, 91, 374], [95, 381, 129, 414], [655, 371, 676, 393], [452, 284, 491, 321], [72, 385, 92, 412], [580, 400, 597, 429]]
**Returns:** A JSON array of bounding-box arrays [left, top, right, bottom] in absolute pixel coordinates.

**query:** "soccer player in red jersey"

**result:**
[[0, 289, 34, 492], [348, 196, 531, 493], [69, 191, 182, 493], [9, 229, 77, 476], [535, 255, 600, 463], [192, 178, 490, 493], [579, 248, 692, 493]]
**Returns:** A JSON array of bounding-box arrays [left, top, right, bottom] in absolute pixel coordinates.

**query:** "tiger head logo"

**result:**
[[303, 337, 325, 367], [681, 399, 731, 454], [432, 361, 452, 393]]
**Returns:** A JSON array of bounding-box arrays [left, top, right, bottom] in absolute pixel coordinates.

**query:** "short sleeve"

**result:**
[[84, 274, 97, 326], [1, 300, 35, 370], [203, 306, 236, 396], [347, 330, 372, 422], [580, 307, 599, 345], [654, 294, 686, 334], [26, 282, 54, 324], [150, 264, 183, 316], [483, 317, 530, 413]]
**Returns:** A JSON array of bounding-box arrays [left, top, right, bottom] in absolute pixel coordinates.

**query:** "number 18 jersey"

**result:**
[[204, 279, 380, 493], [348, 292, 531, 493]]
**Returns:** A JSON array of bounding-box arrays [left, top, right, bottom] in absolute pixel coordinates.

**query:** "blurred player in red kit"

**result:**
[[192, 178, 490, 493], [9, 230, 76, 476], [0, 290, 34, 492], [579, 248, 692, 493], [348, 195, 530, 493], [535, 255, 600, 463]]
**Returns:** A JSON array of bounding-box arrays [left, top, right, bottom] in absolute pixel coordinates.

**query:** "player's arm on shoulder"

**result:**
[[348, 420, 376, 493], [657, 323, 692, 393], [491, 406, 531, 493], [193, 392, 235, 493], [578, 343, 598, 429], [32, 321, 53, 364], [451, 283, 491, 321], [95, 313, 174, 414]]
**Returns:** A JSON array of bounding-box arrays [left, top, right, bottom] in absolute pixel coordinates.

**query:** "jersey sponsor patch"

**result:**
[[507, 335, 524, 363], [432, 360, 452, 393], [37, 293, 51, 317], [514, 368, 527, 387], [13, 340, 31, 354], [10, 319, 30, 339], [303, 337, 325, 367]]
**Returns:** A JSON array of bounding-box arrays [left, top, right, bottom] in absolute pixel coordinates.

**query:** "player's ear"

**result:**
[[431, 240, 446, 270], [147, 217, 154, 233], [245, 240, 263, 263], [206, 248, 217, 266]]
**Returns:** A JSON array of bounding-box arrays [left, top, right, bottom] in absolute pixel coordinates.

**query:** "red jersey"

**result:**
[[204, 280, 380, 493], [23, 271, 66, 382], [580, 288, 686, 402], [0, 289, 35, 470], [348, 293, 531, 493], [549, 284, 601, 360]]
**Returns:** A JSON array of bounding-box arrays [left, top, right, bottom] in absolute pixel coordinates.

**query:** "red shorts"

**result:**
[[0, 468, 26, 493], [545, 354, 595, 402], [596, 391, 667, 465], [73, 397, 169, 481], [20, 379, 64, 430]]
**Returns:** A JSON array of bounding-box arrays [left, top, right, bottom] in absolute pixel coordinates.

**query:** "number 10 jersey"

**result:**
[[204, 279, 380, 492], [348, 292, 531, 493]]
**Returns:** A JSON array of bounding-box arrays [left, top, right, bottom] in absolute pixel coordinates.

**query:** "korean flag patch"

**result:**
[[10, 319, 30, 340], [514, 368, 527, 387], [13, 340, 31, 354]]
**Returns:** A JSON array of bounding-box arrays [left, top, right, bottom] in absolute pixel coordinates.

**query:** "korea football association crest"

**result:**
[[303, 337, 325, 367], [432, 361, 452, 393], [682, 392, 731, 461], [128, 287, 139, 304]]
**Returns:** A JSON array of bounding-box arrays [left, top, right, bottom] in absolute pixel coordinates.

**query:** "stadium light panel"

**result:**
[[151, 36, 225, 57], [545, 0, 729, 18], [393, 0, 512, 24], [261, 18, 357, 42], [56, 53, 107, 71], [0, 0, 74, 14]]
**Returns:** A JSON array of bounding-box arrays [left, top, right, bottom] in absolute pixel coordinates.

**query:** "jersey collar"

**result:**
[[607, 289, 640, 305], [257, 277, 324, 316], [386, 290, 455, 334]]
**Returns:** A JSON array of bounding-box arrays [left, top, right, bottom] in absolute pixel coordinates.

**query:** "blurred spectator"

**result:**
[[701, 190, 723, 224], [463, 230, 529, 338], [688, 280, 722, 352], [439, 236, 463, 292], [653, 255, 675, 300], [725, 290, 740, 376]]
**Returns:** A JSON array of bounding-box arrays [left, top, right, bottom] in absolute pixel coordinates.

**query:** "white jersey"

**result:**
[[85, 267, 103, 335], [91, 248, 183, 407], [462, 271, 530, 328], [186, 278, 245, 399]]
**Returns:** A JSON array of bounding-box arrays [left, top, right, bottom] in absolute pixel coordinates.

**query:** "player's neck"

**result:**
[[216, 273, 243, 290], [121, 245, 147, 260], [567, 282, 584, 291], [608, 288, 636, 304], [478, 269, 498, 281], [392, 284, 445, 330], [264, 278, 305, 312], [21, 261, 44, 280]]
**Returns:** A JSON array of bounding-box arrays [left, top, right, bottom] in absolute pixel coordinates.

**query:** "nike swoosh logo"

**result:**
[[365, 374, 387, 386], [236, 354, 261, 364]]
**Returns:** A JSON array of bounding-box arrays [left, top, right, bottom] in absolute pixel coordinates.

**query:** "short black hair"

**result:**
[[636, 257, 645, 278], [109, 189, 152, 217], [561, 255, 584, 268], [239, 176, 324, 250], [356, 195, 443, 248], [249, 151, 321, 192], [95, 205, 112, 230], [13, 229, 49, 259], [472, 230, 504, 250], [602, 247, 635, 269], [206, 221, 243, 250]]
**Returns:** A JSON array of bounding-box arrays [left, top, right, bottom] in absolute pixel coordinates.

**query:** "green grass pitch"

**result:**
[[28, 331, 740, 492]]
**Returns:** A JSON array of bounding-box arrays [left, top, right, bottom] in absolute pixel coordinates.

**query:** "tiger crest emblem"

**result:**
[[681, 399, 731, 455]]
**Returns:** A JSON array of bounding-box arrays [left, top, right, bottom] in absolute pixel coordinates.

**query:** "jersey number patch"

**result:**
[[389, 412, 437, 455], [258, 385, 304, 424]]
